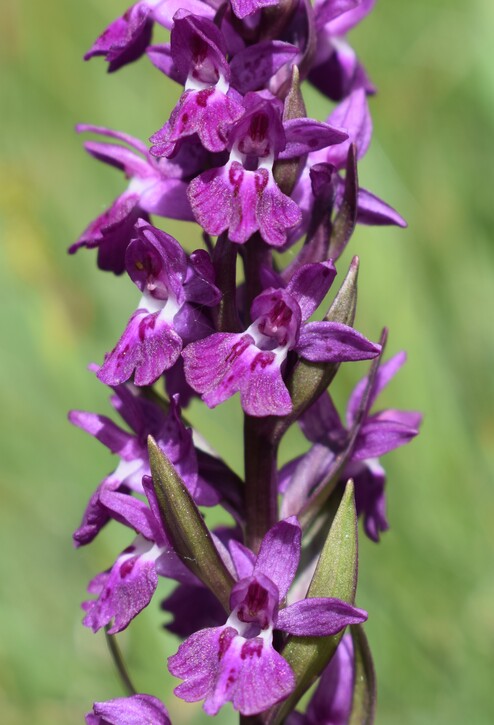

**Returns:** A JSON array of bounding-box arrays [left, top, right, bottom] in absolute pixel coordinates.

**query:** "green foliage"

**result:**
[[147, 437, 234, 611]]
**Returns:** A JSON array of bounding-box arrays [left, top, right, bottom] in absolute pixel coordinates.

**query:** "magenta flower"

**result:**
[[150, 13, 245, 156], [86, 693, 171, 724], [324, 89, 407, 226], [149, 28, 298, 96], [97, 220, 220, 387], [310, 0, 376, 101], [82, 534, 165, 635], [70, 125, 194, 274], [84, 2, 155, 72], [71, 0, 419, 720], [168, 518, 366, 716], [81, 473, 202, 634], [70, 380, 219, 547], [281, 352, 422, 540], [84, 0, 214, 72], [182, 261, 381, 416], [187, 92, 348, 246], [290, 89, 406, 248]]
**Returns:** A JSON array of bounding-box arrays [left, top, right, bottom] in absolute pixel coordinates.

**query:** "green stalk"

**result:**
[[105, 630, 136, 697]]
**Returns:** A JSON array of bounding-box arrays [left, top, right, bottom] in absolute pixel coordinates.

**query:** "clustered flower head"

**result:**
[[71, 0, 421, 722]]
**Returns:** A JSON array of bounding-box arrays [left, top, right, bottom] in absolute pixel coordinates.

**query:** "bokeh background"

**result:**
[[1, 0, 493, 723]]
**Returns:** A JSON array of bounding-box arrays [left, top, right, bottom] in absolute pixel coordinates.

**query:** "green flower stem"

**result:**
[[104, 629, 136, 697]]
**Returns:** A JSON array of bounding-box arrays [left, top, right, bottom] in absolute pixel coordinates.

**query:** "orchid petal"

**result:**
[[347, 351, 406, 425], [280, 118, 348, 160], [276, 597, 367, 636], [230, 41, 298, 94], [297, 321, 381, 362], [286, 261, 337, 321], [255, 517, 301, 600], [68, 410, 137, 458], [357, 187, 407, 227], [326, 89, 372, 168]]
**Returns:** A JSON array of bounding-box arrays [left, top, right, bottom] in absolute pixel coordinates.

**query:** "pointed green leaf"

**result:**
[[328, 144, 358, 261], [147, 436, 234, 612], [266, 481, 358, 724], [324, 254, 359, 326], [282, 65, 306, 122], [349, 624, 376, 725], [274, 66, 306, 196], [271, 257, 359, 443]]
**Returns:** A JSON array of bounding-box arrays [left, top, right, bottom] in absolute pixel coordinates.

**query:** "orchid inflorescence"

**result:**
[[71, 1, 421, 722]]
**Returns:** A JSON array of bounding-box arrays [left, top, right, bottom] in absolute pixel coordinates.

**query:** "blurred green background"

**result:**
[[1, 0, 493, 723]]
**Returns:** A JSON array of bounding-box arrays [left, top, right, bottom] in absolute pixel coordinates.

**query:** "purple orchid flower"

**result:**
[[86, 693, 171, 725], [81, 480, 244, 635], [70, 379, 219, 547], [150, 12, 246, 157], [147, 12, 299, 102], [69, 125, 195, 274], [187, 91, 349, 247], [289, 89, 406, 247], [84, 2, 155, 73], [97, 220, 220, 387], [84, 0, 215, 72], [280, 351, 422, 540], [324, 89, 407, 227], [182, 261, 381, 417], [310, 0, 376, 101], [168, 517, 367, 716], [287, 633, 355, 725], [82, 473, 203, 634]]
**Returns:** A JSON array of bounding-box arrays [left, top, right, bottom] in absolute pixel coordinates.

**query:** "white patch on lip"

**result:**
[[137, 291, 180, 323], [185, 72, 229, 94], [245, 319, 290, 365], [226, 608, 274, 645]]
